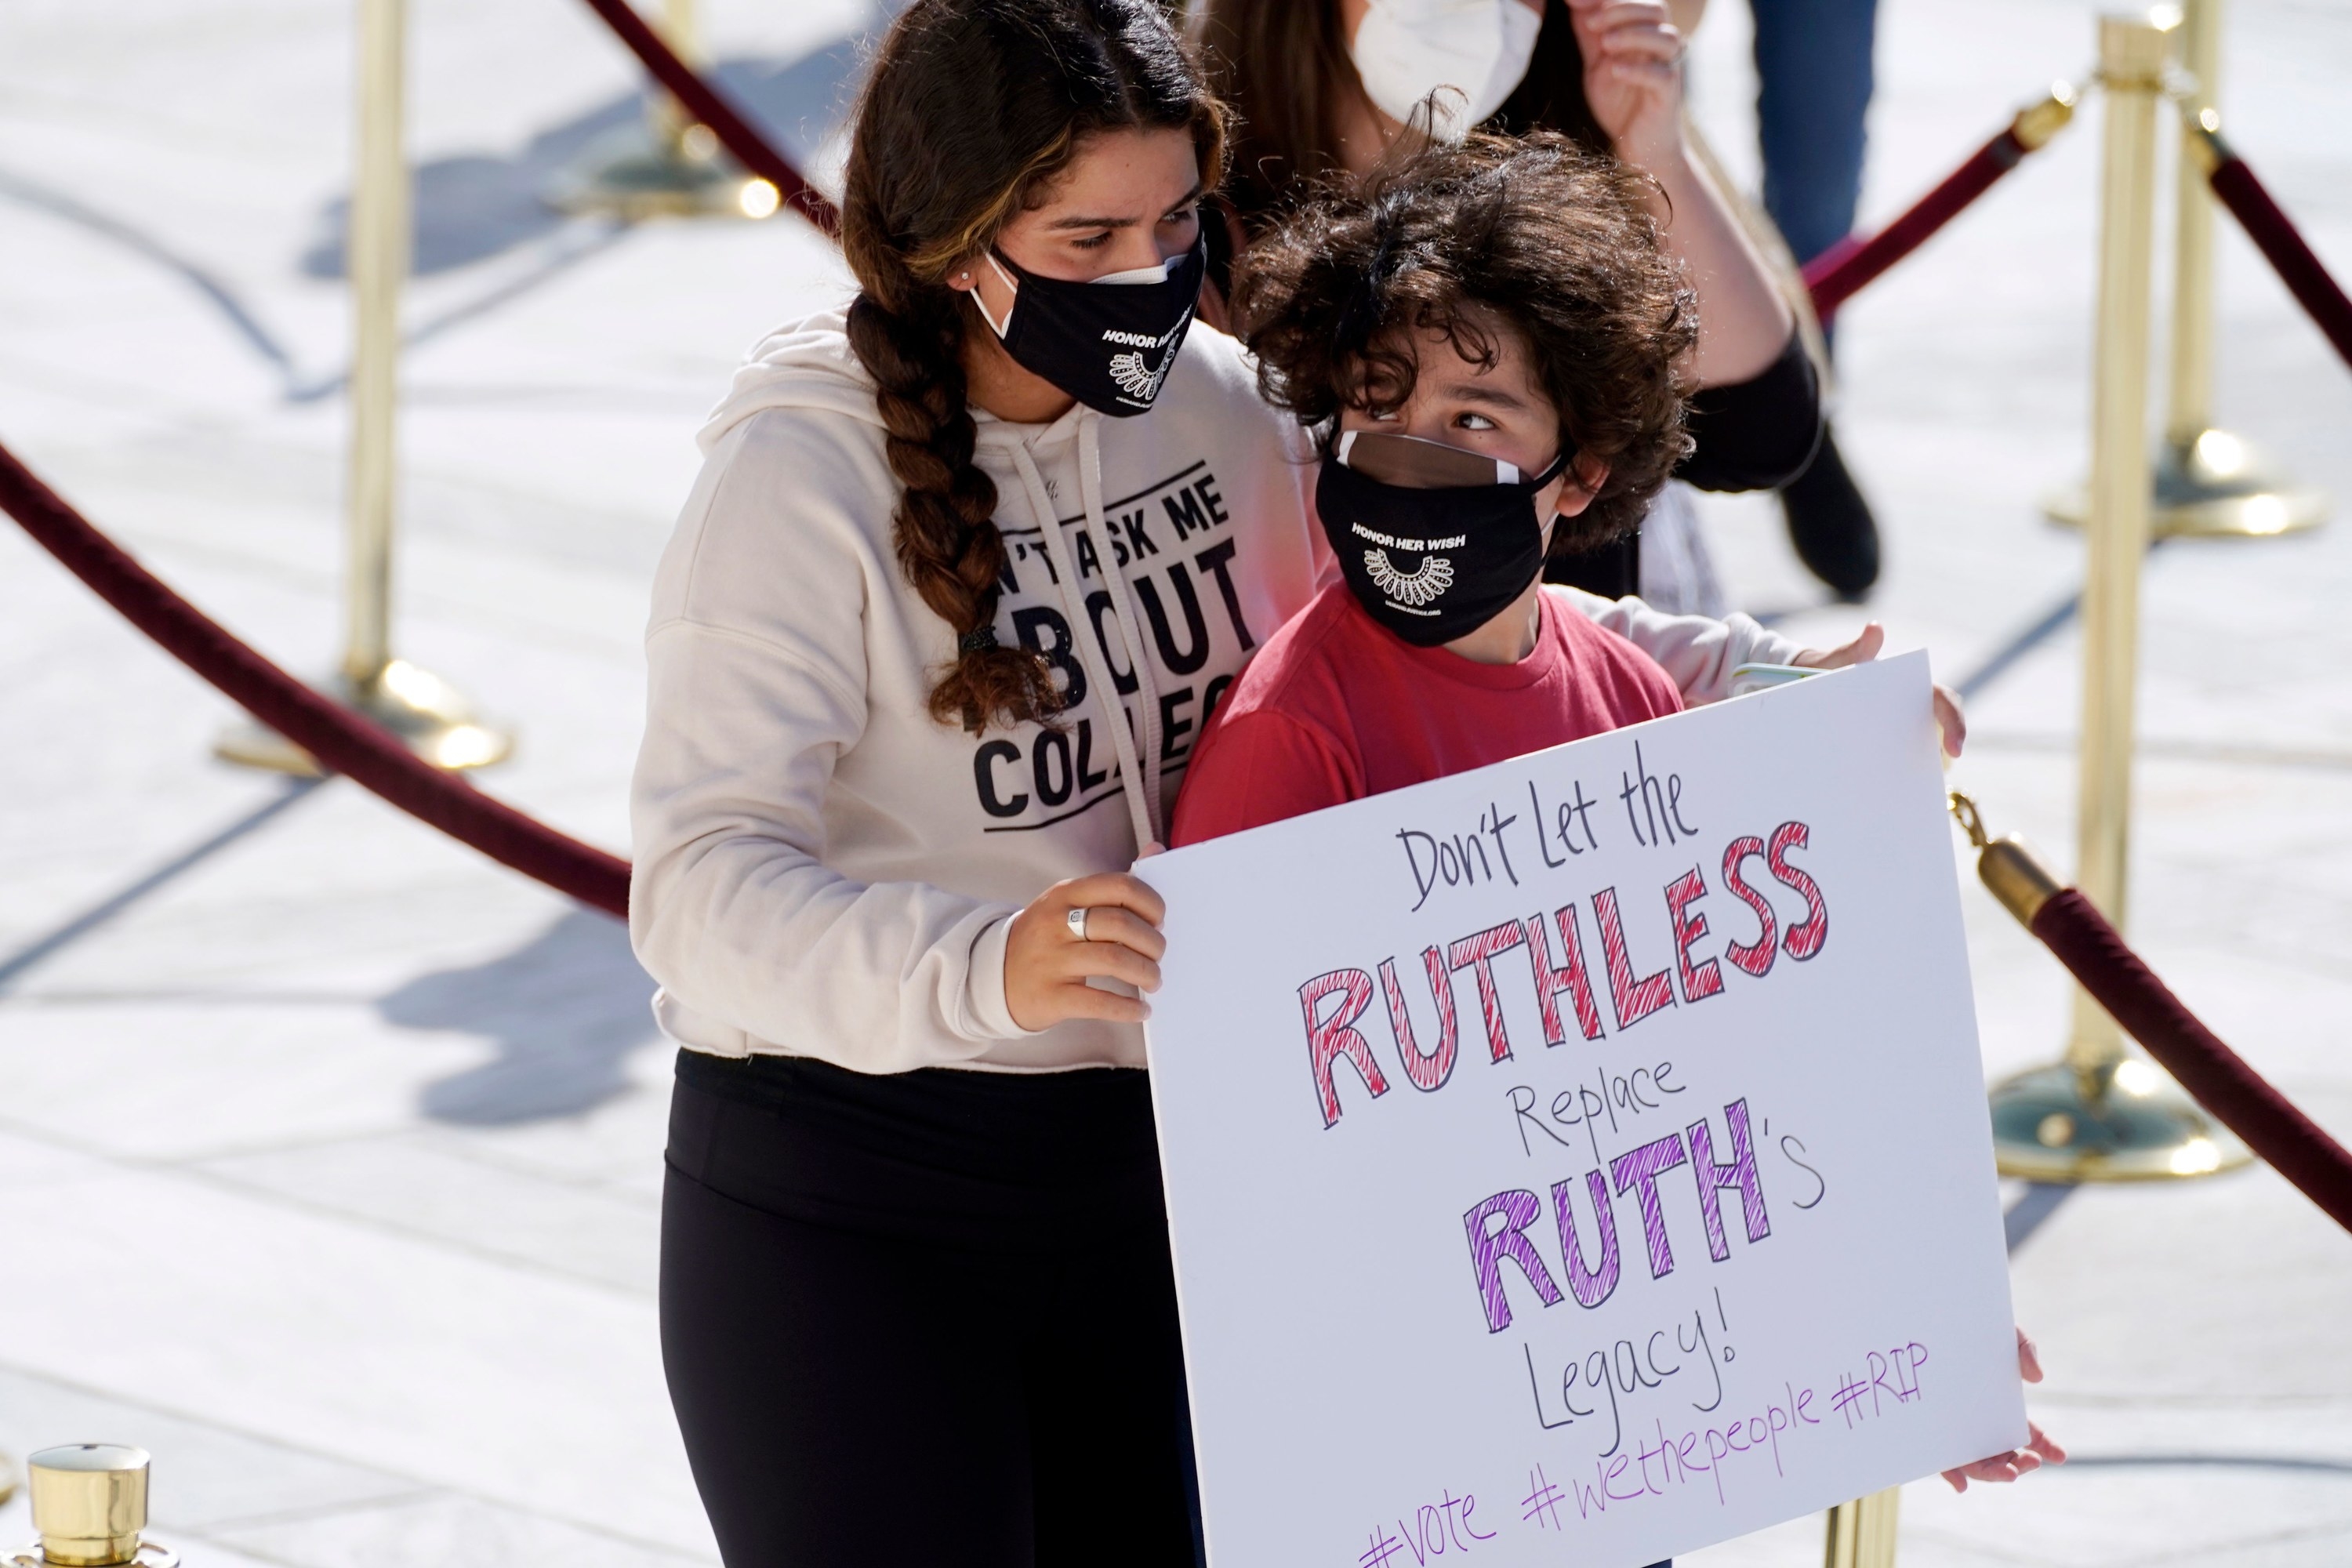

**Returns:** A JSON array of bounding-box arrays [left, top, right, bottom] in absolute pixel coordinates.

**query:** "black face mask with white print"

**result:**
[[972, 236, 1207, 417], [1317, 430, 1570, 647]]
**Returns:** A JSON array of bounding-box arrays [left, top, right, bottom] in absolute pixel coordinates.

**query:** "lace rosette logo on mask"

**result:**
[[1111, 350, 1171, 404], [1319, 448, 1556, 646], [1364, 548, 1457, 608]]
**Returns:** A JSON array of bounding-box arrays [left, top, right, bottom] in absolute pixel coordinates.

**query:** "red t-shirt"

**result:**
[[1171, 583, 1685, 844]]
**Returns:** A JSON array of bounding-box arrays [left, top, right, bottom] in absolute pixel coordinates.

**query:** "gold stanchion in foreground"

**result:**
[[10, 1445, 176, 1567], [543, 0, 783, 221], [216, 0, 510, 776], [1992, 10, 2246, 1184], [2045, 0, 2325, 537], [1823, 1486, 1900, 1568]]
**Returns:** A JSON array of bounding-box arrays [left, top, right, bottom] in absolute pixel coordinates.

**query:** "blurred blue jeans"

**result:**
[[1751, 0, 1879, 269]]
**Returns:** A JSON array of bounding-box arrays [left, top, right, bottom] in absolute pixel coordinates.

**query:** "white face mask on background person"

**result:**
[[1348, 0, 1544, 143]]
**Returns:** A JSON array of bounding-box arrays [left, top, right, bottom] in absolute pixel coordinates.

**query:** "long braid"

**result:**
[[845, 285, 1061, 732]]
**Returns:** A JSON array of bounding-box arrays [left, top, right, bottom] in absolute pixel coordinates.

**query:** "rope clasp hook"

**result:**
[[1948, 789, 1992, 849], [1948, 790, 2063, 926]]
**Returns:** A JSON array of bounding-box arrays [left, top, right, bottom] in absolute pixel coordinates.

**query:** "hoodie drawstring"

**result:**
[[1076, 419, 1167, 844], [1003, 435, 1163, 855]]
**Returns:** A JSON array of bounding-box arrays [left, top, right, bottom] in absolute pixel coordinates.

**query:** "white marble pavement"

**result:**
[[1, 0, 2349, 1563]]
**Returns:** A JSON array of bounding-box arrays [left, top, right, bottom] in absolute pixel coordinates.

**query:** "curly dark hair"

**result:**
[[842, 0, 1225, 735], [1231, 132, 1697, 553]]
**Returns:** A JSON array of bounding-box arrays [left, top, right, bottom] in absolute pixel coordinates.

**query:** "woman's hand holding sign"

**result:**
[[1942, 1328, 2068, 1492], [1006, 869, 1168, 1029]]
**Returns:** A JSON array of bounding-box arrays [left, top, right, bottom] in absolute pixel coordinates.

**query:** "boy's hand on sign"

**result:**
[[1942, 1327, 2067, 1492], [1005, 872, 1167, 1030], [1930, 684, 1968, 760], [1795, 622, 1887, 671], [1794, 622, 1969, 759], [1941, 1422, 2064, 1491]]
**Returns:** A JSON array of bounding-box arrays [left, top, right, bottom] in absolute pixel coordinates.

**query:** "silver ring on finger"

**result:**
[[1067, 906, 1092, 942]]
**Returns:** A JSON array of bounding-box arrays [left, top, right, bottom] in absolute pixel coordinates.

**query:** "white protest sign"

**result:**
[[1139, 653, 2024, 1568]]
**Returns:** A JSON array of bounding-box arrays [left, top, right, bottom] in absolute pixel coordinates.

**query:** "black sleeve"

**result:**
[[1542, 531, 1640, 597], [1675, 329, 1824, 493]]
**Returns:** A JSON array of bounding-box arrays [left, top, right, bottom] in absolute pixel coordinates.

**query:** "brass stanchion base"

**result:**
[[543, 122, 780, 222], [2044, 430, 2327, 539], [6, 1544, 179, 1568], [213, 659, 512, 775], [1989, 1057, 2252, 1182]]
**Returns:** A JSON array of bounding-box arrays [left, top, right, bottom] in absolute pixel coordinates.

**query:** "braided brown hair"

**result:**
[[841, 0, 1226, 734]]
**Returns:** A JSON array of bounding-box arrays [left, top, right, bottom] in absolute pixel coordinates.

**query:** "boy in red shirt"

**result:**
[[1166, 136, 2053, 1504], [1174, 133, 1703, 844]]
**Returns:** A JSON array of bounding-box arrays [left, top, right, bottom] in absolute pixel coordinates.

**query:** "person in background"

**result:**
[[1748, 0, 1885, 599], [1189, 0, 1820, 614]]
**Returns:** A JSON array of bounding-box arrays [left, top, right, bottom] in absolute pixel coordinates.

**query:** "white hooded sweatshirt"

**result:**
[[630, 311, 1802, 1076]]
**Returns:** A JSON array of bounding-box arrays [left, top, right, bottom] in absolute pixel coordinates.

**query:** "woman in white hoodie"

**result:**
[[631, 0, 1814, 1561]]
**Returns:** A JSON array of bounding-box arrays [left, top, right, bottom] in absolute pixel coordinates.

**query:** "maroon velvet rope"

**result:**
[[0, 440, 633, 919], [569, 0, 841, 236], [18, 437, 2352, 1231], [1803, 129, 2027, 321], [2031, 889, 2352, 1235], [2205, 144, 2352, 373]]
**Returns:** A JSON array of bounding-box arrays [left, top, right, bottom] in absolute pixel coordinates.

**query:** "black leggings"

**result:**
[[659, 1050, 1201, 1567]]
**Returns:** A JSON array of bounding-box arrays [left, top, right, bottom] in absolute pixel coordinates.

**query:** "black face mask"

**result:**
[[975, 237, 1207, 417], [1316, 438, 1569, 647]]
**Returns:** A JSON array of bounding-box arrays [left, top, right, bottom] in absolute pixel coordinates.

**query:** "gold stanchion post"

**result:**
[[544, 0, 783, 221], [216, 0, 510, 775], [2151, 0, 2323, 535], [1991, 11, 2249, 1183], [1823, 1486, 1901, 1568], [2045, 0, 2325, 535]]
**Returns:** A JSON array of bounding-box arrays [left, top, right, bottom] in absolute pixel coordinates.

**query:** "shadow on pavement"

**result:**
[[2058, 1454, 2352, 1475], [301, 42, 866, 279], [4, 36, 868, 397], [2004, 1181, 2074, 1254], [0, 778, 325, 995], [383, 908, 659, 1125]]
